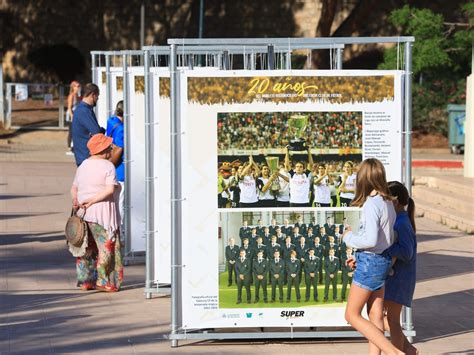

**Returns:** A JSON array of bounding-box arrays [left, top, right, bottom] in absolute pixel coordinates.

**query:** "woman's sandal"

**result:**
[[80, 281, 96, 291], [96, 284, 119, 292]]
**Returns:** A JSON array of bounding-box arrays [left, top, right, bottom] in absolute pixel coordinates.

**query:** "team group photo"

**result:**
[[217, 111, 362, 209], [218, 210, 361, 308]]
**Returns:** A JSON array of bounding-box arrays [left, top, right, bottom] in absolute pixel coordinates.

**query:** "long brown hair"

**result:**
[[388, 181, 416, 233], [350, 158, 392, 207]]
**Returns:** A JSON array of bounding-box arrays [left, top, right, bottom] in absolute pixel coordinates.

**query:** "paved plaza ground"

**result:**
[[0, 133, 473, 354]]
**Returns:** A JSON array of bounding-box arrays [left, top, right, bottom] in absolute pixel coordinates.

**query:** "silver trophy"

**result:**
[[288, 114, 309, 151], [265, 156, 281, 195]]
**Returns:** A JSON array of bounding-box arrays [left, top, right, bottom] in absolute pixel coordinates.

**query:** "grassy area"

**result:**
[[219, 271, 351, 309]]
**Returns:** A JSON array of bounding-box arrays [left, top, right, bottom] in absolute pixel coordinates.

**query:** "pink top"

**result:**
[[72, 158, 120, 237]]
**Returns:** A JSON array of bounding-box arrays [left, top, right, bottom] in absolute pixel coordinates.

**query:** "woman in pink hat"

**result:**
[[70, 133, 123, 292]]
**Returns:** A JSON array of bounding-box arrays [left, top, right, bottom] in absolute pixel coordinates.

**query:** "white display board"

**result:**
[[96, 67, 107, 128], [152, 68, 171, 284], [179, 70, 403, 329], [152, 67, 220, 284], [128, 67, 147, 252], [96, 67, 123, 129]]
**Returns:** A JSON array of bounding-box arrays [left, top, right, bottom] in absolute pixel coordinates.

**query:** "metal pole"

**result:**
[[250, 52, 256, 70], [267, 45, 275, 70], [198, 0, 204, 38], [223, 50, 230, 70], [336, 48, 343, 69], [170, 43, 181, 348], [0, 55, 4, 128], [122, 53, 132, 261], [404, 42, 413, 194], [58, 85, 65, 129], [105, 55, 112, 119], [91, 53, 98, 116], [198, 0, 204, 66], [140, 1, 145, 48], [91, 53, 97, 84], [144, 50, 154, 299], [285, 51, 291, 70], [403, 41, 414, 340], [5, 83, 11, 129]]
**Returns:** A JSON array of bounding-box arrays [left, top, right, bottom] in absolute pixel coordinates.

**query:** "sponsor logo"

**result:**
[[222, 313, 240, 319], [280, 310, 305, 319], [246, 312, 253, 318]]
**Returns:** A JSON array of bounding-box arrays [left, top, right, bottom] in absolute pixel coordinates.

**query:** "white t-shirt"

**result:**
[[239, 175, 258, 203], [257, 177, 273, 201], [277, 169, 290, 202], [289, 169, 311, 204], [340, 173, 356, 199], [314, 175, 331, 204]]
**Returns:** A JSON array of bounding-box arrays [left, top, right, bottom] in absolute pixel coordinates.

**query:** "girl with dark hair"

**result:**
[[384, 181, 418, 355], [342, 158, 402, 355]]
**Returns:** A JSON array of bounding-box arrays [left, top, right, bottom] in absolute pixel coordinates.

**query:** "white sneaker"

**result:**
[[66, 151, 74, 156]]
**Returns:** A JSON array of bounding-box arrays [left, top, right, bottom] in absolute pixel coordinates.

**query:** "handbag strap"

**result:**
[[71, 206, 87, 219]]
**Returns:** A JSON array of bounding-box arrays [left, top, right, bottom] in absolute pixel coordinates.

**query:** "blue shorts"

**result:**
[[352, 251, 391, 291]]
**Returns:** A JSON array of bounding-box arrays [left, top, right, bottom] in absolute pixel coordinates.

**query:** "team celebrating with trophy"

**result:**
[[218, 115, 359, 208]]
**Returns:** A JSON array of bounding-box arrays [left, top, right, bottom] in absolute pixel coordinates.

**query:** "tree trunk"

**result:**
[[312, 0, 381, 69], [312, 0, 338, 69], [332, 0, 380, 37]]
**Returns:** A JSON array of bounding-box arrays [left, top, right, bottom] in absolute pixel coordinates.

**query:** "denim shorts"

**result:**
[[352, 251, 391, 291]]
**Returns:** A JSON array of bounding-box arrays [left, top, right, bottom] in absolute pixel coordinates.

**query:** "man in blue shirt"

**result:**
[[71, 83, 104, 166]]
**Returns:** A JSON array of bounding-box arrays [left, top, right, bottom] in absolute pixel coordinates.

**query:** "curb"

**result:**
[[412, 160, 463, 169]]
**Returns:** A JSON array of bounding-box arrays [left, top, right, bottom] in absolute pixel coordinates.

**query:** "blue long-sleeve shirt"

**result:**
[[71, 101, 104, 166], [384, 211, 417, 307], [106, 115, 124, 182]]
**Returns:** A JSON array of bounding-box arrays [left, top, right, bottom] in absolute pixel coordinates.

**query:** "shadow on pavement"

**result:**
[[0, 193, 64, 200], [0, 212, 61, 220], [0, 231, 64, 246], [416, 249, 473, 283], [413, 289, 473, 343]]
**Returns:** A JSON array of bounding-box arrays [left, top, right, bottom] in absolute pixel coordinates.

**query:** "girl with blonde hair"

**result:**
[[66, 81, 81, 153], [343, 158, 403, 355]]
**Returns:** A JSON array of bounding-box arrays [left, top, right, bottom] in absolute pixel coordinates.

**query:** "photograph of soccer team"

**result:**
[[218, 210, 361, 308], [217, 111, 362, 208]]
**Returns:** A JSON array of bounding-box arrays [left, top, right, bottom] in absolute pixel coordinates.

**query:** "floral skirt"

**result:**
[[76, 222, 123, 289]]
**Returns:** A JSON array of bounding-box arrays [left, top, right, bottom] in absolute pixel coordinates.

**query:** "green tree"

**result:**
[[379, 4, 473, 135]]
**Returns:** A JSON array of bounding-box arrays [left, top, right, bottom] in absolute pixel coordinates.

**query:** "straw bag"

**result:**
[[65, 208, 88, 257]]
